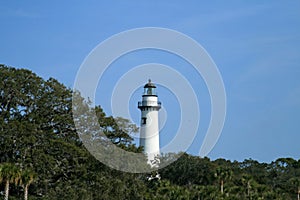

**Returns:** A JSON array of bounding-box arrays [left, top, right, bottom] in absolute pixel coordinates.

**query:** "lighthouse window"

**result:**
[[142, 117, 147, 125], [144, 87, 156, 95], [147, 88, 152, 94]]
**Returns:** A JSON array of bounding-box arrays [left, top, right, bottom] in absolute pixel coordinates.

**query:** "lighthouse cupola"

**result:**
[[143, 79, 157, 96]]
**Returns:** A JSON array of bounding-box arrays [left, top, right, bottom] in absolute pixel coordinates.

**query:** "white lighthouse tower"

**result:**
[[138, 79, 161, 165]]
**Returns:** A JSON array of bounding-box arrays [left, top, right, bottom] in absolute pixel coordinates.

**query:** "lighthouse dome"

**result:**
[[144, 79, 156, 88]]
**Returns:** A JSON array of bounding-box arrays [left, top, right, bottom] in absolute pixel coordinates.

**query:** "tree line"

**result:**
[[0, 65, 299, 199]]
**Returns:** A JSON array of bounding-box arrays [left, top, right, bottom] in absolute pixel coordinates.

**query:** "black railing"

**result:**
[[138, 101, 161, 107]]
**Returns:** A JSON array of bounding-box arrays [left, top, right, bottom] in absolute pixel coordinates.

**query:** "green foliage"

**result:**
[[0, 64, 299, 199]]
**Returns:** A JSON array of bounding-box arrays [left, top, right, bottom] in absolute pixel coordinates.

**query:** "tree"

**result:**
[[241, 173, 256, 198], [20, 169, 36, 200], [159, 153, 215, 186], [215, 166, 232, 194], [288, 178, 300, 200], [0, 65, 149, 198], [95, 107, 141, 152], [0, 163, 21, 200]]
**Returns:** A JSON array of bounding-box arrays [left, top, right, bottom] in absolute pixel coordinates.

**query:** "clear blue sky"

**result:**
[[1, 1, 299, 163]]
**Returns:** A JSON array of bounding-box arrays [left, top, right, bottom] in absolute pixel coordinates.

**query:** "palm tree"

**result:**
[[20, 169, 36, 200], [0, 163, 21, 200], [241, 174, 253, 198], [214, 167, 232, 194], [288, 178, 300, 200]]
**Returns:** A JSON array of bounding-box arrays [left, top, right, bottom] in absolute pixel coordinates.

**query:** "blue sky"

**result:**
[[1, 1, 300, 163]]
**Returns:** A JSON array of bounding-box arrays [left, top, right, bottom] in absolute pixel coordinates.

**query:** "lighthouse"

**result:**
[[138, 79, 161, 165]]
